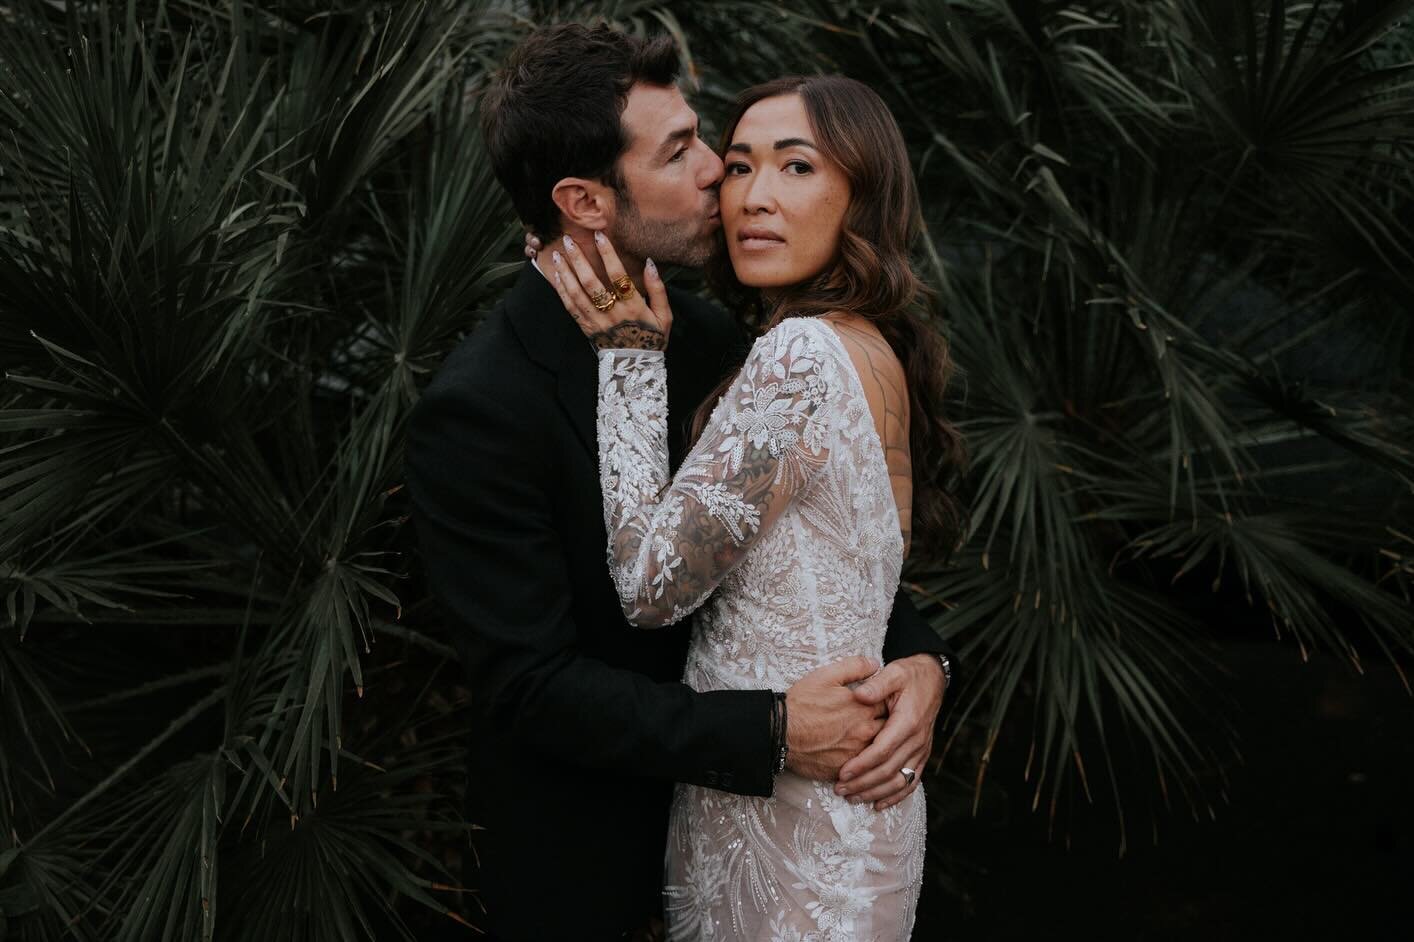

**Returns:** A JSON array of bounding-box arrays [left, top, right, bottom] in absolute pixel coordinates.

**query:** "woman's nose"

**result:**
[[742, 168, 775, 213]]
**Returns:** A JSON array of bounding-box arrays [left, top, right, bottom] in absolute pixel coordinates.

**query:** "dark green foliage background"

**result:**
[[0, 1, 1410, 938]]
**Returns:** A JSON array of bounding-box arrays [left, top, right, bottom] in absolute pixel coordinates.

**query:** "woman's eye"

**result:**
[[725, 162, 750, 175], [785, 160, 813, 175]]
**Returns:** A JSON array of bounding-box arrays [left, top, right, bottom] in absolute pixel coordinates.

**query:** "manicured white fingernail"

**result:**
[[562, 234, 573, 251], [551, 250, 562, 265], [593, 230, 605, 245], [645, 258, 657, 277]]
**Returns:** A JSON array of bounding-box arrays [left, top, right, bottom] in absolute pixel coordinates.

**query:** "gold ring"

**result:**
[[589, 287, 618, 312], [612, 275, 635, 299]]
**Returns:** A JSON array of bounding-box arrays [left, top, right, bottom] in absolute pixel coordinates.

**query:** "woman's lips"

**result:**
[[735, 227, 785, 250]]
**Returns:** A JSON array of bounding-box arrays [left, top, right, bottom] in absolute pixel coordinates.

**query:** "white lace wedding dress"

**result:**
[[595, 315, 925, 941]]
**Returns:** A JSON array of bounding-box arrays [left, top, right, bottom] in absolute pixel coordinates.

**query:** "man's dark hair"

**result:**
[[480, 23, 681, 240]]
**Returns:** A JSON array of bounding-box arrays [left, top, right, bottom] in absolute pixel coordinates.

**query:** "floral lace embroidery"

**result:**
[[596, 321, 838, 627], [597, 317, 922, 940]]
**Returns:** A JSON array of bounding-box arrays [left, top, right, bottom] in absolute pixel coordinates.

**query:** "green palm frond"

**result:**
[[1, 0, 1410, 934], [1, 0, 499, 936], [732, 0, 1414, 846], [0, 631, 78, 848], [218, 733, 468, 942], [1168, 0, 1414, 285]]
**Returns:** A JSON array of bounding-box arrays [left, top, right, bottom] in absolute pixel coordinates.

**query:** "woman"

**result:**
[[549, 75, 965, 941]]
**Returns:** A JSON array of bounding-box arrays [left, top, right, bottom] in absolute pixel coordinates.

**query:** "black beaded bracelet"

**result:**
[[771, 692, 789, 775], [937, 653, 953, 691], [766, 695, 778, 774]]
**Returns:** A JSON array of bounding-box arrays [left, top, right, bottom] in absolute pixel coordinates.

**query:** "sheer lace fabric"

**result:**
[[596, 316, 925, 941]]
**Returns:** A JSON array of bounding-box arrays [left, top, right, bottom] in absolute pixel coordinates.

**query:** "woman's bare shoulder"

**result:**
[[818, 312, 904, 378]]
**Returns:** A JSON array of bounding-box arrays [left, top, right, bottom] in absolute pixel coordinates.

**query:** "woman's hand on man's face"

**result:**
[[548, 231, 673, 352]]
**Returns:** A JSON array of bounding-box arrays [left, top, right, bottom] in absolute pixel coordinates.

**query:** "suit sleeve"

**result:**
[[406, 373, 777, 797], [881, 586, 956, 664]]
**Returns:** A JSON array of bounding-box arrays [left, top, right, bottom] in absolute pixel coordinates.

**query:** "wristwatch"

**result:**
[[936, 653, 953, 692]]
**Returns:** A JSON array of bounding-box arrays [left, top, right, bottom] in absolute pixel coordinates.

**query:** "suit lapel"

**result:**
[[504, 261, 599, 457], [556, 342, 598, 457], [504, 260, 702, 461]]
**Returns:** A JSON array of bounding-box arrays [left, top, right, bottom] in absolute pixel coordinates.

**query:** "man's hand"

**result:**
[[784, 656, 887, 782], [835, 653, 946, 810]]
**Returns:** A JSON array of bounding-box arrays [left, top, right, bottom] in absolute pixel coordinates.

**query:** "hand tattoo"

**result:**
[[589, 321, 668, 351]]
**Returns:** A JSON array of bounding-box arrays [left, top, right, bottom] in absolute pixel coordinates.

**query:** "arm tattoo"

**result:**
[[830, 319, 915, 557], [613, 440, 789, 621], [596, 323, 831, 626]]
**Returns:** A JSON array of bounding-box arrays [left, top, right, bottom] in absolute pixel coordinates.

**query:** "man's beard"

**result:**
[[610, 185, 717, 269]]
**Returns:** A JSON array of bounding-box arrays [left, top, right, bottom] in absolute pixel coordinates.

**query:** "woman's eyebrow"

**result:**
[[726, 137, 818, 155], [773, 137, 817, 151]]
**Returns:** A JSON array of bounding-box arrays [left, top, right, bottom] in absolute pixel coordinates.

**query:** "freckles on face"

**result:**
[[720, 94, 851, 290]]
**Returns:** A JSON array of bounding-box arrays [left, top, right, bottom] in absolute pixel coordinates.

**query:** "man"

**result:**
[[405, 23, 955, 941]]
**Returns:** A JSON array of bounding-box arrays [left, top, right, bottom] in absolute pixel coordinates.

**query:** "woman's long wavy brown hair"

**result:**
[[693, 75, 969, 559]]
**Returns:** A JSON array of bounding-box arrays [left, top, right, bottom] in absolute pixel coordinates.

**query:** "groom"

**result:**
[[406, 22, 955, 941]]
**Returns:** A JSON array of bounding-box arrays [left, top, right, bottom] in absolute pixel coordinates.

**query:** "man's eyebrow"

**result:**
[[656, 122, 698, 159], [725, 137, 818, 155]]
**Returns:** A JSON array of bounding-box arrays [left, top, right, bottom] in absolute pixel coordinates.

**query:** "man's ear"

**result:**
[[551, 177, 614, 232]]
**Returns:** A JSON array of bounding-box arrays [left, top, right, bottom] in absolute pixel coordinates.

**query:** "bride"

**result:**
[[548, 74, 965, 942]]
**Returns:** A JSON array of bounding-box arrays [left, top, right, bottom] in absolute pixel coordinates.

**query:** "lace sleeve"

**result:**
[[596, 319, 839, 627]]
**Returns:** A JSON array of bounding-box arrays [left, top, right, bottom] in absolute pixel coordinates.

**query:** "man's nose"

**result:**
[[698, 141, 725, 188]]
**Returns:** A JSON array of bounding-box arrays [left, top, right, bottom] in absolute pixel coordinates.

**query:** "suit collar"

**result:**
[[503, 260, 703, 459], [504, 259, 697, 368], [505, 261, 585, 374], [502, 262, 599, 455]]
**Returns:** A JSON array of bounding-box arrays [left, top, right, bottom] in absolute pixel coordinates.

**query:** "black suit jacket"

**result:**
[[405, 263, 952, 939]]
